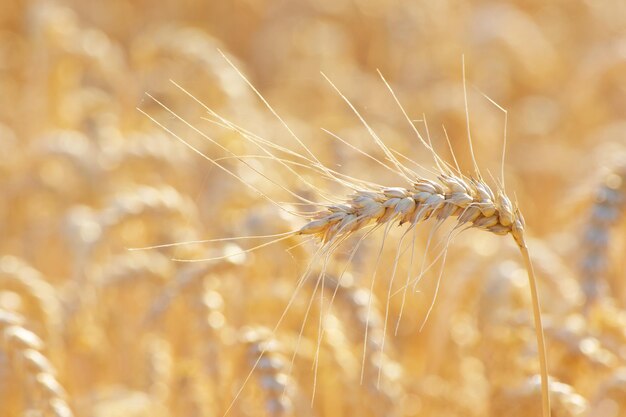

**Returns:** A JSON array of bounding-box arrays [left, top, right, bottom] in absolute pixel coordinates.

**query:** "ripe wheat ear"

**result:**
[[140, 54, 551, 417], [295, 172, 550, 417]]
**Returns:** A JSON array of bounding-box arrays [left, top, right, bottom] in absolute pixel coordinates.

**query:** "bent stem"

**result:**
[[517, 237, 551, 417]]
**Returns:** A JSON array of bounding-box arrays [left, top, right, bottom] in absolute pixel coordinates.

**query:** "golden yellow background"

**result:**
[[1, 1, 625, 416]]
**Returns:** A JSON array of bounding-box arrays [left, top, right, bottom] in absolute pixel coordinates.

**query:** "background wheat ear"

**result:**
[[579, 164, 626, 306], [241, 326, 297, 417], [0, 308, 74, 417]]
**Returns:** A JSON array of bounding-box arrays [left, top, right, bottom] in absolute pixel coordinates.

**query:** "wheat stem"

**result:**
[[518, 238, 551, 417]]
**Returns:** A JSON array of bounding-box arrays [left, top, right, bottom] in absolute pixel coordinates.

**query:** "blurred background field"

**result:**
[[1, 1, 626, 416]]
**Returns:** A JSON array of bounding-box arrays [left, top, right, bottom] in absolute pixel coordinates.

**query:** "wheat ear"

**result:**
[[141, 57, 551, 416], [580, 164, 625, 304], [0, 309, 73, 417], [242, 327, 297, 417], [0, 256, 63, 347], [295, 171, 550, 416]]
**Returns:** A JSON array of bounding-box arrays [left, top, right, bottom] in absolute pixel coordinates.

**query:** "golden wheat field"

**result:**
[[2, 1, 626, 416]]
